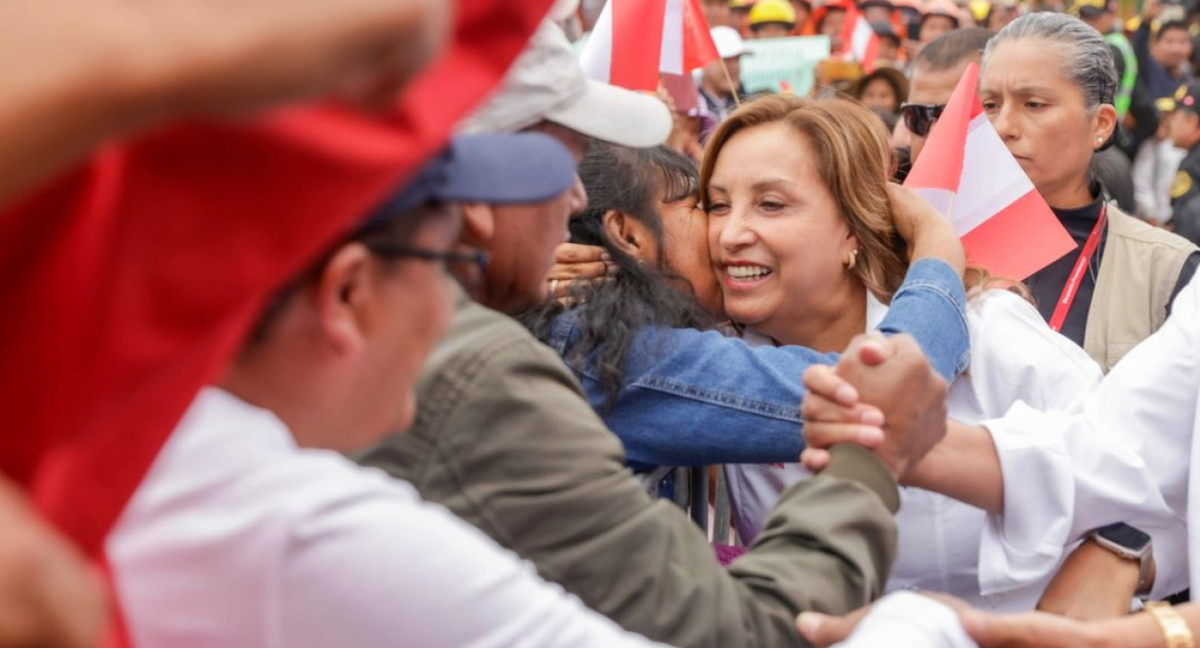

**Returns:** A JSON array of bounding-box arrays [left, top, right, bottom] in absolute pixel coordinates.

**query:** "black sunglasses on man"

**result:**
[[900, 102, 947, 137]]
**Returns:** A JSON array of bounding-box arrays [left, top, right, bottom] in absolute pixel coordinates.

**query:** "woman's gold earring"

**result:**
[[845, 248, 859, 271]]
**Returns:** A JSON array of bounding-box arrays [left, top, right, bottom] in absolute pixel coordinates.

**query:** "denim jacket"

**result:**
[[545, 259, 970, 470]]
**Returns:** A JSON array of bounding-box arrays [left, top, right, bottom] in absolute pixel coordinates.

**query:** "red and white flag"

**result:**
[[581, 0, 720, 92], [839, 2, 880, 73], [904, 63, 1075, 280]]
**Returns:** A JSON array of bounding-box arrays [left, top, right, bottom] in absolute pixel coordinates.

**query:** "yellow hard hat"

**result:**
[[731, 0, 757, 8], [750, 0, 797, 26], [1126, 16, 1141, 31], [969, 0, 991, 22]]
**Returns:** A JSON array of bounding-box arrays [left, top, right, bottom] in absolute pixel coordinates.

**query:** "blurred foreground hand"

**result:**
[[0, 477, 106, 648], [3, 0, 452, 112], [0, 0, 452, 202]]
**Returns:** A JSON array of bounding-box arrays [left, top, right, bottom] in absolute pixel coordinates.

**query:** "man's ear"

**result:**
[[601, 209, 655, 262], [460, 202, 496, 248], [310, 242, 375, 354]]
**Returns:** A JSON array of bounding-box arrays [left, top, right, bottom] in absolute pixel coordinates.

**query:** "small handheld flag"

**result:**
[[839, 2, 881, 73], [581, 0, 721, 91], [904, 63, 1076, 280]]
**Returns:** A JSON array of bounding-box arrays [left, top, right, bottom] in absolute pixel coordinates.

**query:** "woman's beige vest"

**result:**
[[1083, 204, 1198, 372]]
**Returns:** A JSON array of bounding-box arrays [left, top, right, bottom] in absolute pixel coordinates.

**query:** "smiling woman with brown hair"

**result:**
[[527, 130, 974, 473], [703, 94, 1103, 611]]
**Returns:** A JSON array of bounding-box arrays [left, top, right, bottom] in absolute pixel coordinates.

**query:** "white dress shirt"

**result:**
[[726, 289, 1103, 611], [980, 272, 1200, 599], [108, 388, 669, 648]]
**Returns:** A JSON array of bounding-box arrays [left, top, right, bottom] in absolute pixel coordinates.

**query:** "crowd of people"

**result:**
[[694, 0, 1200, 248], [12, 0, 1200, 646]]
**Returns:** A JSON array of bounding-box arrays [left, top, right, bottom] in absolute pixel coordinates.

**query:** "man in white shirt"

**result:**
[[107, 133, 669, 648]]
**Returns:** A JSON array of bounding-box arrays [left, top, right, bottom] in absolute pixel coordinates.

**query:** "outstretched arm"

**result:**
[[0, 0, 448, 203], [796, 592, 1200, 648]]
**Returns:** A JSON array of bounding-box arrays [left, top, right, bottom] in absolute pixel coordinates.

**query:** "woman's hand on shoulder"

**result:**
[[545, 243, 615, 299], [886, 183, 965, 278]]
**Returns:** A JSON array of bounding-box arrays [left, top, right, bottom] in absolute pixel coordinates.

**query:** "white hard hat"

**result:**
[[711, 26, 748, 59]]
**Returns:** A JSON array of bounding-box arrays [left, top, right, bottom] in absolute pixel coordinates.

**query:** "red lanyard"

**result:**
[[1049, 203, 1107, 333]]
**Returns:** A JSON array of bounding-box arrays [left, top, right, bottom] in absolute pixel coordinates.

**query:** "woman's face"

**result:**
[[659, 196, 725, 316], [860, 78, 898, 113], [706, 122, 856, 335], [980, 39, 1113, 207]]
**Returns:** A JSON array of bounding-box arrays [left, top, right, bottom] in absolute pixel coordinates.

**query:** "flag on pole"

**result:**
[[581, 0, 720, 91], [904, 63, 1076, 280], [839, 2, 880, 73]]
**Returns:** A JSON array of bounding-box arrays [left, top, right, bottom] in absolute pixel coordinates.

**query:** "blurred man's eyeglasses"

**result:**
[[900, 102, 947, 137], [368, 245, 490, 273]]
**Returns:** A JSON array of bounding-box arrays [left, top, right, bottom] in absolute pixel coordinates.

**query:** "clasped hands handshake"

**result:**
[[794, 335, 1139, 648], [798, 332, 947, 482]]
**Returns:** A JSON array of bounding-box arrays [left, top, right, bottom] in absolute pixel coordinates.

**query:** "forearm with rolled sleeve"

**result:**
[[976, 273, 1200, 599]]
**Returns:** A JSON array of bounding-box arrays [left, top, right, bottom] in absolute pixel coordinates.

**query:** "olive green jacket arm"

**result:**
[[357, 299, 898, 648]]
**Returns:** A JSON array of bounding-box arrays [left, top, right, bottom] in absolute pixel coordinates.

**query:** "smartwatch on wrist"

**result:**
[[1088, 522, 1154, 596]]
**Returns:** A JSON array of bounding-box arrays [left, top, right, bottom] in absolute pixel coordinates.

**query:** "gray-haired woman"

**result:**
[[980, 12, 1198, 372]]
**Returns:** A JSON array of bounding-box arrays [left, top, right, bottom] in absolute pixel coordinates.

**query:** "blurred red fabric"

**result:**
[[0, 2, 553, 640]]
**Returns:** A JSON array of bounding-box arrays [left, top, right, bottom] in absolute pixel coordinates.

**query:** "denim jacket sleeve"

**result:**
[[881, 258, 970, 382], [550, 259, 969, 469]]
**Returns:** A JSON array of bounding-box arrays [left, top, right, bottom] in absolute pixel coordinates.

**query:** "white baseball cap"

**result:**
[[711, 26, 748, 59], [461, 21, 672, 148]]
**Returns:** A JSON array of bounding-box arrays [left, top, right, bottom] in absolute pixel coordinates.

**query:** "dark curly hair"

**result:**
[[521, 143, 716, 409]]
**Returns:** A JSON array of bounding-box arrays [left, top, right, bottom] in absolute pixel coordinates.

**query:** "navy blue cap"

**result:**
[[367, 132, 577, 225]]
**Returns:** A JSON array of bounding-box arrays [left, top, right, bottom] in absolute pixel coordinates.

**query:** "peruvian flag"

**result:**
[[840, 2, 880, 73], [904, 63, 1075, 280], [581, 0, 720, 91]]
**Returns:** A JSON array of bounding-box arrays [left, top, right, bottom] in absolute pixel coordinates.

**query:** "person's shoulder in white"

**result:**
[[962, 288, 1102, 415], [109, 388, 669, 648]]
